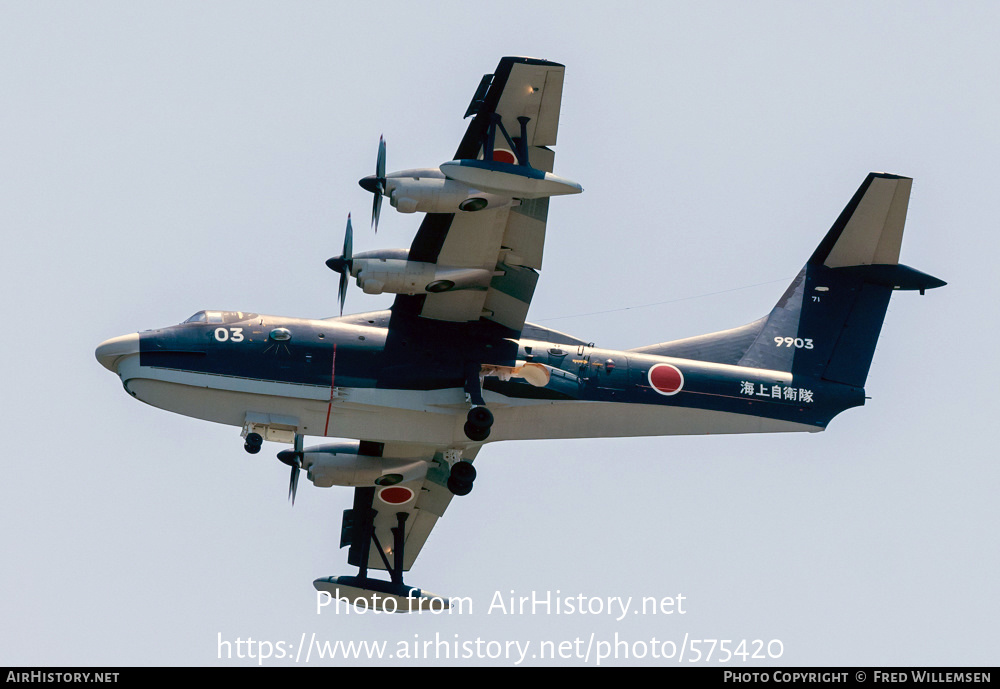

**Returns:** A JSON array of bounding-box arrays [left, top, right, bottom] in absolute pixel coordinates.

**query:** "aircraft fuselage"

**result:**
[[98, 309, 865, 450]]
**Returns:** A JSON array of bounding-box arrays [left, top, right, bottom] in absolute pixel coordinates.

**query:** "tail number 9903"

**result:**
[[774, 337, 813, 349]]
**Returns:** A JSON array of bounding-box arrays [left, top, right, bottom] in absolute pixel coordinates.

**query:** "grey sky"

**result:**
[[1, 1, 997, 666]]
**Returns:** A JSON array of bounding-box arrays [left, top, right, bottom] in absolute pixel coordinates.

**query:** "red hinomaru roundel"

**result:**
[[648, 363, 684, 396], [378, 486, 414, 505], [492, 149, 516, 164]]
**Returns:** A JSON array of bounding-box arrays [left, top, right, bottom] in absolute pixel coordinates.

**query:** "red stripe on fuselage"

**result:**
[[323, 343, 337, 436]]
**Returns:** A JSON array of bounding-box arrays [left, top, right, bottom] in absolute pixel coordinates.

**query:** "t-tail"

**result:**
[[633, 173, 945, 388]]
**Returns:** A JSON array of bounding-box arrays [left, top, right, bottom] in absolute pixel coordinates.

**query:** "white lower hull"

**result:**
[[117, 356, 819, 450]]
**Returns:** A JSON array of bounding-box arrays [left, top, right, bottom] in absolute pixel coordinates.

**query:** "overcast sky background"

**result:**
[[2, 1, 997, 667]]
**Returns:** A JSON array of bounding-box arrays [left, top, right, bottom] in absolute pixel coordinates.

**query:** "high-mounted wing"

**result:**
[[397, 56, 569, 333], [319, 59, 574, 606]]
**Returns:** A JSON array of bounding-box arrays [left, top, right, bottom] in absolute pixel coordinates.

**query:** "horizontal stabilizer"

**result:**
[[829, 263, 946, 294]]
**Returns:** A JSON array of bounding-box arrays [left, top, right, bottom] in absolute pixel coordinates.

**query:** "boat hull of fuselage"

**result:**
[[114, 354, 821, 448]]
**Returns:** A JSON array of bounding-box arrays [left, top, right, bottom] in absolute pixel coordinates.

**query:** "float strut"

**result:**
[[355, 505, 376, 583], [390, 512, 408, 585]]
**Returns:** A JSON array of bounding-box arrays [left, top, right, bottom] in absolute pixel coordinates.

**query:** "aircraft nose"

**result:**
[[95, 333, 139, 372]]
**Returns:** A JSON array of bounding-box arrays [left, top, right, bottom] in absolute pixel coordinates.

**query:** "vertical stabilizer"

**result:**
[[737, 173, 943, 387], [632, 174, 944, 386], [809, 173, 911, 268]]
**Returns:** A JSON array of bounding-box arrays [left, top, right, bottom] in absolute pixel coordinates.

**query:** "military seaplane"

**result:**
[[96, 56, 944, 611]]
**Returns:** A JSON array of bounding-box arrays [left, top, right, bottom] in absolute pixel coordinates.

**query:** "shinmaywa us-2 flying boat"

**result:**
[[96, 56, 945, 611]]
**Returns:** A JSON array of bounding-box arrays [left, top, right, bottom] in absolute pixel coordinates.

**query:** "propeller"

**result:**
[[358, 135, 386, 232], [324, 214, 354, 316], [276, 433, 305, 505]]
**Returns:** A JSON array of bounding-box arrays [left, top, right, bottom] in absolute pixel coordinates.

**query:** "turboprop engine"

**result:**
[[358, 139, 512, 231], [353, 257, 493, 296], [358, 138, 581, 231], [279, 442, 429, 488], [325, 222, 496, 313], [384, 174, 510, 214]]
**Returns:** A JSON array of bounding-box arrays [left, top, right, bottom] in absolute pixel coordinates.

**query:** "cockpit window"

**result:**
[[183, 311, 257, 325]]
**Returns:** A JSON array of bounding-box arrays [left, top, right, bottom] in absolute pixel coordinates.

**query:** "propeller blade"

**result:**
[[284, 434, 305, 505], [376, 135, 386, 179], [338, 271, 348, 316], [325, 230, 353, 315], [372, 137, 386, 232], [339, 214, 353, 315], [372, 190, 382, 234], [343, 214, 353, 262], [357, 138, 389, 231], [288, 461, 300, 504]]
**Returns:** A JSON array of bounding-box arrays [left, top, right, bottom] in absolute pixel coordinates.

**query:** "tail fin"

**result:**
[[635, 173, 945, 387]]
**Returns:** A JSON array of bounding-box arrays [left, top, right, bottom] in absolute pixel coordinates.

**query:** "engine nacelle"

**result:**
[[300, 444, 429, 488], [353, 258, 492, 296], [387, 178, 508, 214]]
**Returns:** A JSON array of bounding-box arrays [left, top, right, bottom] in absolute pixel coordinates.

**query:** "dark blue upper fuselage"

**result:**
[[137, 310, 865, 430]]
